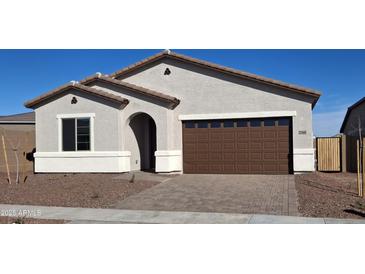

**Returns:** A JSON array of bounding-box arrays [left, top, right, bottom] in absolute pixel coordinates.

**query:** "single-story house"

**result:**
[[24, 50, 321, 174], [340, 96, 365, 138], [0, 112, 35, 131]]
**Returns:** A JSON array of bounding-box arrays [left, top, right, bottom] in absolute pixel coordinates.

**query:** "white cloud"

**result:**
[[313, 110, 346, 137]]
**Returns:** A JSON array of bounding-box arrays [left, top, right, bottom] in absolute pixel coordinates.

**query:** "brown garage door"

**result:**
[[182, 117, 292, 174]]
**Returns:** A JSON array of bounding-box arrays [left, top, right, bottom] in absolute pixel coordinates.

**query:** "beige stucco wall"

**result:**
[[35, 90, 122, 152], [87, 82, 172, 170], [115, 58, 315, 151]]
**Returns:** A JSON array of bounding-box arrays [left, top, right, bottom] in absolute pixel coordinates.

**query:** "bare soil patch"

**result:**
[[0, 173, 160, 208], [295, 172, 365, 219]]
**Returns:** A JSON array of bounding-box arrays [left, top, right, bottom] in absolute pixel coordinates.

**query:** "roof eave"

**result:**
[[24, 84, 129, 109], [0, 121, 35, 124], [81, 74, 180, 109]]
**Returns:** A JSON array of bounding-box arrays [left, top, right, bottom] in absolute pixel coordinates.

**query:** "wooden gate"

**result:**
[[316, 137, 341, 171]]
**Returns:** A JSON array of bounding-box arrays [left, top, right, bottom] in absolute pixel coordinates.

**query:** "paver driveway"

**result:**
[[114, 174, 299, 216]]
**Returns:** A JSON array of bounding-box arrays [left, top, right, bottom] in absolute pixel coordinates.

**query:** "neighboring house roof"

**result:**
[[110, 50, 321, 106], [340, 96, 365, 133], [0, 112, 35, 124], [80, 74, 180, 109], [24, 83, 129, 109]]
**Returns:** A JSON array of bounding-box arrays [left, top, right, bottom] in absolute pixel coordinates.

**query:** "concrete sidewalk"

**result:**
[[1, 204, 364, 224]]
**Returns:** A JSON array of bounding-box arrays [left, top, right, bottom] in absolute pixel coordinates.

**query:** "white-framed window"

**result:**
[[57, 113, 95, 152]]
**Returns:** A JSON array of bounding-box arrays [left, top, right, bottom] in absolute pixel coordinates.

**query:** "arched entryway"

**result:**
[[129, 113, 157, 171]]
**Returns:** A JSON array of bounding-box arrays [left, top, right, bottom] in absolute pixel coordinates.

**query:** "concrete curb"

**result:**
[[1, 204, 365, 224]]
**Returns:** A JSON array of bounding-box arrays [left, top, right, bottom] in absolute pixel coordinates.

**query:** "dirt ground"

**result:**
[[0, 173, 160, 208], [3, 171, 365, 221], [295, 172, 365, 219], [0, 216, 65, 224]]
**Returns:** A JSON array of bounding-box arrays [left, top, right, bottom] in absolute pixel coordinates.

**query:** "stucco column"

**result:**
[[155, 109, 182, 172]]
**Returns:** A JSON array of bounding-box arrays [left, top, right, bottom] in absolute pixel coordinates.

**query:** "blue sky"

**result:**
[[0, 49, 364, 136]]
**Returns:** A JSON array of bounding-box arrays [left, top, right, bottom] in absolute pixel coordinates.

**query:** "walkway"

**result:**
[[1, 204, 364, 224], [115, 174, 299, 216]]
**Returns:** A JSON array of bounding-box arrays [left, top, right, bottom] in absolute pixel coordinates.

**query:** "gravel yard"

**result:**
[[3, 171, 364, 221], [0, 173, 160, 208], [295, 172, 365, 219]]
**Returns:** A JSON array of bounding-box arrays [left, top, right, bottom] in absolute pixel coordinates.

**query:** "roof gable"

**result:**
[[80, 74, 180, 109], [110, 50, 321, 107], [340, 96, 365, 133], [24, 83, 129, 109]]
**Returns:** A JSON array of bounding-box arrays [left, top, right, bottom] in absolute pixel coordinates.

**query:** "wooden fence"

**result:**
[[0, 128, 35, 182], [345, 135, 358, 172], [316, 137, 341, 172]]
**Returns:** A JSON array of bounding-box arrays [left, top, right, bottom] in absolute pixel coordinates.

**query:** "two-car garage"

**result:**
[[182, 117, 293, 174]]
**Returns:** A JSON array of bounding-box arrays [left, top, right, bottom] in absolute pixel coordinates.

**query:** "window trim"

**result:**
[[57, 113, 95, 152]]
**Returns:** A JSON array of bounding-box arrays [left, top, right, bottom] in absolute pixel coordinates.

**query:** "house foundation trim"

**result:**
[[34, 151, 131, 173], [293, 148, 315, 172], [155, 150, 182, 173]]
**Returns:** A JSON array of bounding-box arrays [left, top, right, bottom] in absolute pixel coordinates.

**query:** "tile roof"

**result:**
[[80, 74, 180, 109], [24, 83, 129, 109], [0, 112, 35, 123], [110, 50, 321, 106]]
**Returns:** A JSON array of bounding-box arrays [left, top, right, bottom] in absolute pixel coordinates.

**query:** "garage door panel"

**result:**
[[278, 152, 289, 160], [183, 163, 195, 173], [210, 131, 223, 141], [250, 163, 263, 173], [196, 153, 209, 161], [184, 152, 196, 161], [236, 164, 249, 173], [222, 164, 235, 173], [223, 152, 235, 161], [184, 143, 196, 151], [196, 143, 209, 151], [251, 141, 262, 150], [183, 118, 291, 174], [250, 130, 263, 139], [196, 130, 208, 138], [277, 130, 289, 139], [237, 152, 249, 161], [210, 152, 222, 161], [237, 131, 249, 139], [197, 136, 209, 143], [183, 134, 196, 143], [210, 143, 222, 151], [263, 141, 276, 149], [196, 164, 210, 173], [263, 130, 276, 138], [237, 142, 249, 150], [262, 163, 278, 173], [278, 164, 289, 173], [278, 141, 289, 150], [223, 133, 235, 141], [223, 143, 235, 150], [250, 152, 262, 161], [209, 164, 223, 173], [263, 152, 276, 161]]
